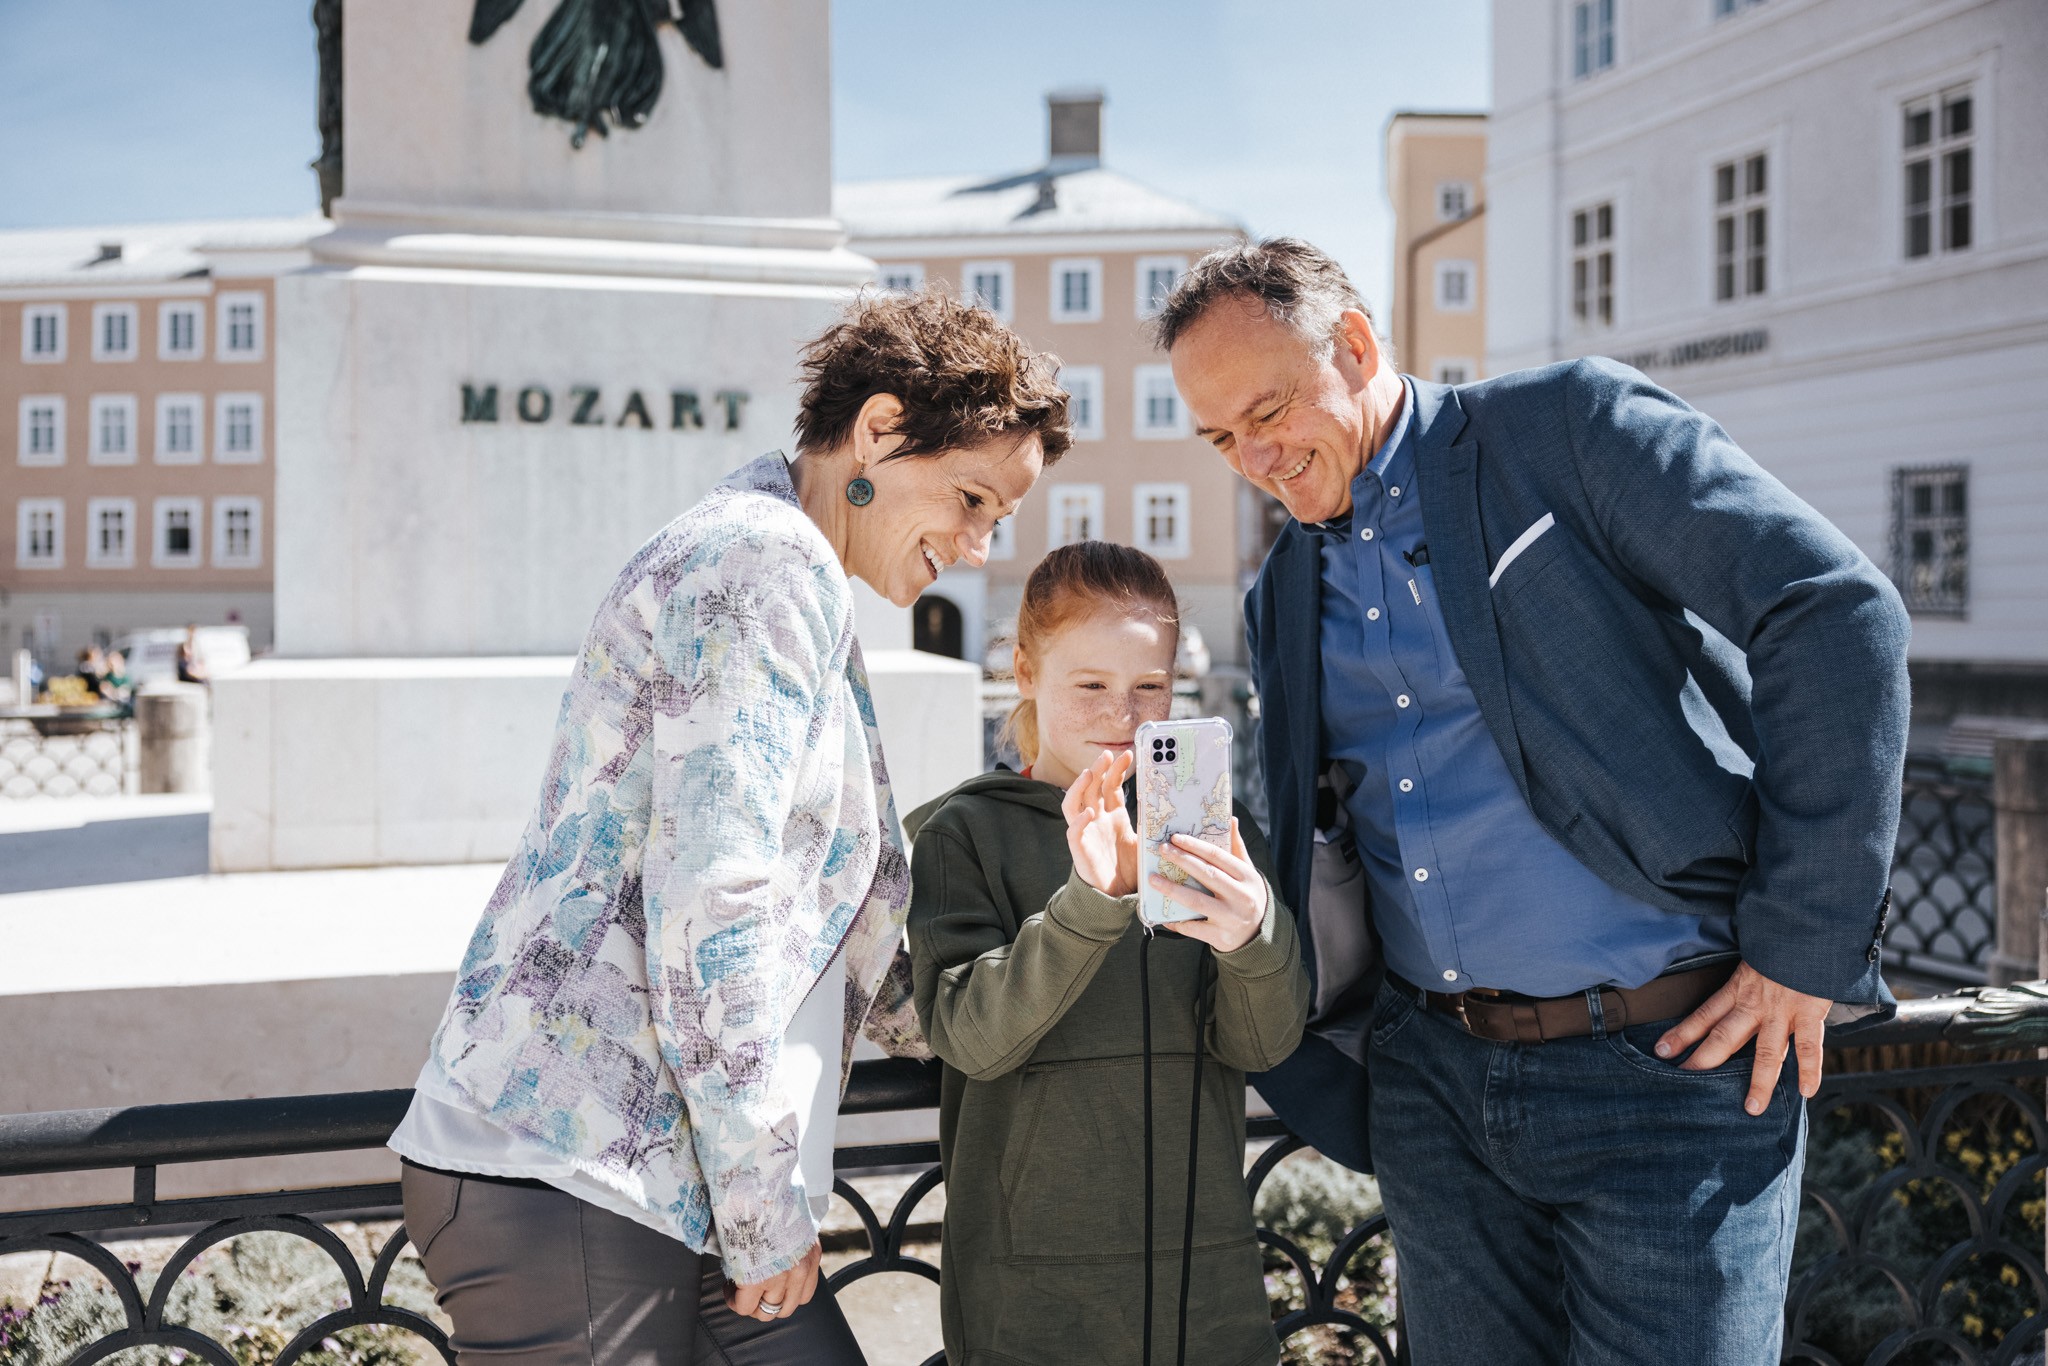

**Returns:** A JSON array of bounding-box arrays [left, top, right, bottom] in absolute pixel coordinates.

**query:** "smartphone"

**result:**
[[1135, 716, 1235, 926]]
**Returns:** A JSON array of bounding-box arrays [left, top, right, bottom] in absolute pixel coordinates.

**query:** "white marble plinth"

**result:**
[[341, 0, 830, 227], [210, 656, 572, 872], [274, 264, 870, 660], [862, 650, 985, 820], [210, 648, 983, 873]]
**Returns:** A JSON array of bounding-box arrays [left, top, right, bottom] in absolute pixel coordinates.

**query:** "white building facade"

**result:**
[[1487, 0, 2048, 736], [837, 93, 1250, 668]]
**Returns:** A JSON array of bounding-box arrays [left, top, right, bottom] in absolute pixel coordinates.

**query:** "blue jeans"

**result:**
[[1365, 980, 1806, 1366]]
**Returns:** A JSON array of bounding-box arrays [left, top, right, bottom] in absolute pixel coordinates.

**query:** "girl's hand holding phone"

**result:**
[[1062, 750, 1138, 897], [1150, 819, 1267, 954]]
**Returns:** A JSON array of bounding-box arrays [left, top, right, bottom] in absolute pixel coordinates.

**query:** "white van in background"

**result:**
[[115, 626, 252, 686]]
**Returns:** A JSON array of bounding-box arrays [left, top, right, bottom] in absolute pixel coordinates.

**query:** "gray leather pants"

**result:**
[[401, 1164, 867, 1366]]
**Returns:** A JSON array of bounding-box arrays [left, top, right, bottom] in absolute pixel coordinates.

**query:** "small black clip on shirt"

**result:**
[[1402, 543, 1431, 567]]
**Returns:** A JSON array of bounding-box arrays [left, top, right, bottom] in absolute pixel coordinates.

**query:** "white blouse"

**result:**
[[391, 952, 848, 1236]]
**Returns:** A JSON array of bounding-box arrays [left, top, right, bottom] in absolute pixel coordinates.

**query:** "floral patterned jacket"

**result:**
[[418, 452, 929, 1284]]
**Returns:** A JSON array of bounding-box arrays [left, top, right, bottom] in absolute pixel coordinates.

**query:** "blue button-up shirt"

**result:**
[[1313, 380, 1735, 995]]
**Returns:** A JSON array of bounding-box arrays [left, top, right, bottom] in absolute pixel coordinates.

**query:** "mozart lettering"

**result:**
[[460, 383, 750, 431]]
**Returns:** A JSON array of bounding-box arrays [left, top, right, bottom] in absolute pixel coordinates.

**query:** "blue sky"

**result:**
[[0, 0, 1490, 311]]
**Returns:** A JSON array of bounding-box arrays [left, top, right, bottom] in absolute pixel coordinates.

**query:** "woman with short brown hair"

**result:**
[[391, 288, 1069, 1365]]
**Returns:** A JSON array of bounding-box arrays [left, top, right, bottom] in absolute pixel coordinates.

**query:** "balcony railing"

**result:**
[[2, 986, 2044, 1366]]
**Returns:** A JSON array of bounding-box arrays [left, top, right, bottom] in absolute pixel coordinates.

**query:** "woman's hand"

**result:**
[[1150, 819, 1269, 954], [1063, 750, 1138, 897], [724, 1240, 823, 1323]]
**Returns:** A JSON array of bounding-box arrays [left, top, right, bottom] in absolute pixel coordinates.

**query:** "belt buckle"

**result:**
[[1457, 987, 1505, 1039]]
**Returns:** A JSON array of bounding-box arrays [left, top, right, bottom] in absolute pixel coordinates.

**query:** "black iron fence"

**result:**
[[3, 987, 2044, 1366], [1888, 758, 1999, 986]]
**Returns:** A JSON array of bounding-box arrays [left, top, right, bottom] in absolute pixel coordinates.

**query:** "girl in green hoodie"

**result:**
[[905, 542, 1310, 1366]]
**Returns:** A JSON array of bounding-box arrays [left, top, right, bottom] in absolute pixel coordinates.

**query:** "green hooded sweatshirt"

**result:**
[[904, 769, 1310, 1366]]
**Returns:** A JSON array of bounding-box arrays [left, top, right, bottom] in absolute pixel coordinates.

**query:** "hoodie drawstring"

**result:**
[[1140, 929, 1211, 1366]]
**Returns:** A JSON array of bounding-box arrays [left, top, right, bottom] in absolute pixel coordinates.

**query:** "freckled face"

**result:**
[[1017, 608, 1177, 790]]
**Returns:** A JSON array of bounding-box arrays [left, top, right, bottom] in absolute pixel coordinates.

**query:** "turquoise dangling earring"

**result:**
[[846, 476, 876, 506]]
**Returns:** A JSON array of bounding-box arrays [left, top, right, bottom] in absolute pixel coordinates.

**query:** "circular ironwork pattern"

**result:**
[[0, 1218, 451, 1366], [1887, 762, 1998, 985]]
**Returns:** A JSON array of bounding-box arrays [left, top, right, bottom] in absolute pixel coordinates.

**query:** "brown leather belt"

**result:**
[[1393, 960, 1738, 1045]]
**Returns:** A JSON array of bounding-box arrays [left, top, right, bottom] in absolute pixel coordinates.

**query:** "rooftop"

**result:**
[[835, 166, 1239, 242], [0, 213, 330, 289]]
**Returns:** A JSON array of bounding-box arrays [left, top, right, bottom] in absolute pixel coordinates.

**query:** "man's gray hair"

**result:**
[[1152, 237, 1388, 363]]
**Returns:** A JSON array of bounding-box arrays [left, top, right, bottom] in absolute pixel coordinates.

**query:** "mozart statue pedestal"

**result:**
[[210, 0, 982, 871]]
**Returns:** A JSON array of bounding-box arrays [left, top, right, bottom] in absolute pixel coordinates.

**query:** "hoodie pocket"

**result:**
[[1001, 1056, 1253, 1263]]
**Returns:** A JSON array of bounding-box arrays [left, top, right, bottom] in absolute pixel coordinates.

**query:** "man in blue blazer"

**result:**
[[1159, 239, 1910, 1365]]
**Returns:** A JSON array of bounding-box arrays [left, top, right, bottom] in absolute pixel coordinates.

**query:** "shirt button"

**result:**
[[1442, 969, 1458, 982], [1390, 486, 1402, 497], [1360, 528, 1375, 542], [1399, 778, 1414, 792], [1367, 607, 1381, 621], [1396, 694, 1411, 708], [1414, 868, 1429, 882]]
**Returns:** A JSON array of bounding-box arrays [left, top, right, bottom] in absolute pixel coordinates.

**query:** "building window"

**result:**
[[1136, 255, 1189, 319], [1435, 360, 1474, 385], [1714, 153, 1768, 301], [216, 393, 264, 463], [1713, 0, 1764, 15], [1134, 364, 1190, 439], [22, 305, 66, 362], [1437, 181, 1473, 222], [160, 301, 203, 359], [18, 397, 65, 467], [1434, 259, 1476, 312], [1572, 0, 1615, 79], [217, 291, 265, 359], [1047, 485, 1104, 550], [1050, 258, 1103, 323], [878, 263, 925, 293], [86, 498, 136, 569], [155, 394, 204, 464], [92, 303, 138, 361], [214, 497, 263, 568], [1904, 86, 1974, 260], [986, 517, 1015, 562], [1890, 465, 1967, 617], [18, 499, 63, 569], [962, 261, 1014, 322], [1133, 482, 1192, 559], [1571, 202, 1615, 328], [90, 395, 137, 465], [154, 497, 203, 568], [1059, 365, 1104, 441]]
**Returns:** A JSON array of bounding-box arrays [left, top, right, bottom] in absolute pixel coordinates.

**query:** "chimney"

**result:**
[[1047, 89, 1103, 172], [91, 242, 123, 265]]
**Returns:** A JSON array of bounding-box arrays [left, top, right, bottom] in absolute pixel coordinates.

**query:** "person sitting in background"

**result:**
[[75, 646, 108, 697], [101, 650, 133, 704], [174, 626, 208, 685]]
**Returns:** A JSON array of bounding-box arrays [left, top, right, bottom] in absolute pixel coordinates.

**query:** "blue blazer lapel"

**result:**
[[1413, 385, 1530, 799], [1270, 525, 1323, 791]]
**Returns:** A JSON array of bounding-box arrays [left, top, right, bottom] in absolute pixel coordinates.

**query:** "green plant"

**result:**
[[1254, 1149, 1396, 1366], [1793, 1093, 2044, 1365], [0, 1227, 445, 1366]]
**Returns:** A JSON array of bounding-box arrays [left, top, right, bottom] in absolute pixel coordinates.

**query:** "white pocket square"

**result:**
[[1488, 512, 1555, 588]]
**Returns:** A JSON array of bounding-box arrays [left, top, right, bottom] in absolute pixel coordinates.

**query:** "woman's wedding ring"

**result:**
[[757, 1299, 785, 1318]]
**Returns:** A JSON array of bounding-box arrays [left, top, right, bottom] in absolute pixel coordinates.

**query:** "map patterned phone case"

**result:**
[[1135, 716, 1235, 926]]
